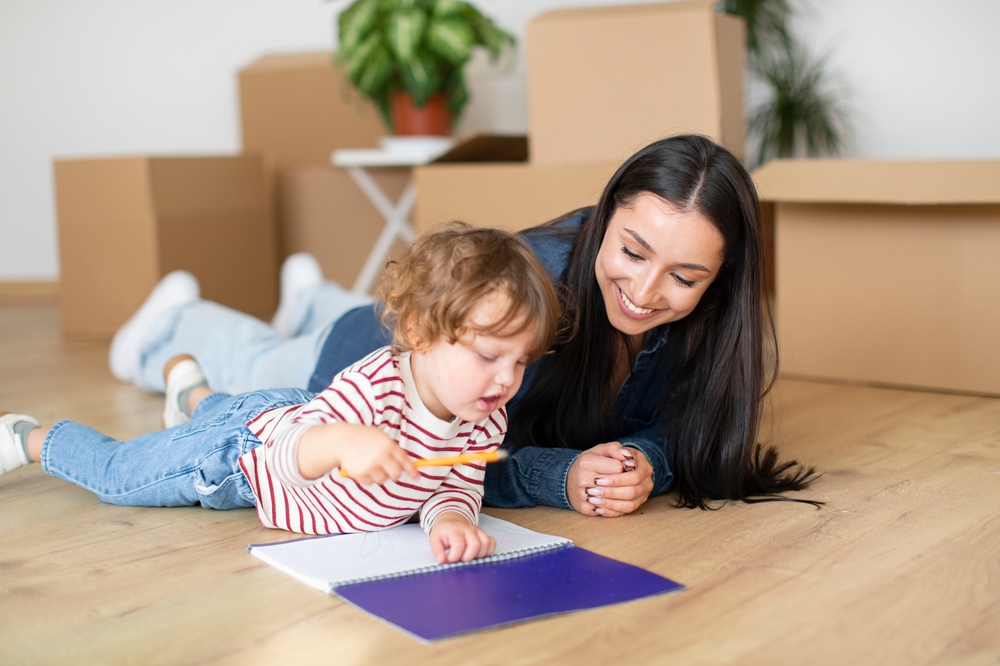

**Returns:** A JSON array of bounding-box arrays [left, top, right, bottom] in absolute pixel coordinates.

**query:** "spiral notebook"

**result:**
[[248, 515, 684, 642], [248, 514, 571, 592]]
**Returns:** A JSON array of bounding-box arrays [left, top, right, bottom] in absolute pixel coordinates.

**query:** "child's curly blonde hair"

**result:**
[[378, 222, 560, 360]]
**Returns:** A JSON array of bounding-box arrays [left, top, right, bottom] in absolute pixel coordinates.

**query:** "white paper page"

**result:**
[[249, 515, 571, 591]]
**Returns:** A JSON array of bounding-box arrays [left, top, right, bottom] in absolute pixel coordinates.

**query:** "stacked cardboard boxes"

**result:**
[[238, 52, 391, 289], [54, 2, 748, 337], [413, 0, 746, 233], [755, 159, 1000, 395], [55, 54, 385, 337]]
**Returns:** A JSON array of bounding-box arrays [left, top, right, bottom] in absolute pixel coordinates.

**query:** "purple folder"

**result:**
[[334, 545, 684, 642]]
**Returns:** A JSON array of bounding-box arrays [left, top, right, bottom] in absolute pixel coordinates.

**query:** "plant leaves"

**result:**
[[333, 0, 514, 122], [355, 43, 393, 97], [469, 13, 514, 59], [339, 32, 384, 80], [443, 67, 468, 120], [718, 0, 793, 57], [338, 0, 381, 52], [426, 17, 475, 64], [399, 52, 442, 105], [748, 43, 848, 166], [385, 7, 428, 61], [432, 0, 466, 18]]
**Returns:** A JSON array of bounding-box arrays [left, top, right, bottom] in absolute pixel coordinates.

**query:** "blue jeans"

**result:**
[[41, 388, 313, 509], [134, 282, 372, 394]]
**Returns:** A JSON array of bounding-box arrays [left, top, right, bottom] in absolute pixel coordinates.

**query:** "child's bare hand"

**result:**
[[428, 512, 496, 564], [298, 423, 418, 483]]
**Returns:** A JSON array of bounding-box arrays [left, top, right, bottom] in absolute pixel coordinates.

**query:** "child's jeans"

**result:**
[[41, 388, 313, 509]]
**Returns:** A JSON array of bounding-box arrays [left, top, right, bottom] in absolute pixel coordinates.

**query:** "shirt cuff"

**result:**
[[525, 448, 577, 511]]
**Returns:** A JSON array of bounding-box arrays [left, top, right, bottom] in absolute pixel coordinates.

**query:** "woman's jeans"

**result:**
[[41, 389, 313, 509], [134, 282, 372, 394]]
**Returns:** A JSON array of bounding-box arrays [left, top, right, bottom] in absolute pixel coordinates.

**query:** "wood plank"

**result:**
[[0, 281, 58, 304], [1, 304, 999, 665]]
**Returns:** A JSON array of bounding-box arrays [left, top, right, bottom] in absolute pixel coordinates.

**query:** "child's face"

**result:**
[[410, 291, 537, 423]]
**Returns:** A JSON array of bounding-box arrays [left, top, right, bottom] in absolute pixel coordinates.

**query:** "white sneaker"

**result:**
[[109, 271, 200, 384], [271, 253, 324, 337], [0, 413, 38, 476], [162, 355, 209, 428]]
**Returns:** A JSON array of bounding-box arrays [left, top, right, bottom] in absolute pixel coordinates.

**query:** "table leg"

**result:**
[[347, 167, 417, 295]]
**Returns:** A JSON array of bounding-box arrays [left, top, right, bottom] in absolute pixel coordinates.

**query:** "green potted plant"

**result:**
[[719, 0, 849, 167], [334, 0, 515, 135]]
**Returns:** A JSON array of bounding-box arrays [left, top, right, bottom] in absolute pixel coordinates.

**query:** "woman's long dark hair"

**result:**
[[508, 135, 817, 509]]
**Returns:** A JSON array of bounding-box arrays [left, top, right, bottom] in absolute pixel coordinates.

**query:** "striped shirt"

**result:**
[[238, 347, 506, 535]]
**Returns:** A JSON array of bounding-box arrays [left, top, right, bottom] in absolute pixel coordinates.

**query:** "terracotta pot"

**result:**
[[390, 92, 452, 136]]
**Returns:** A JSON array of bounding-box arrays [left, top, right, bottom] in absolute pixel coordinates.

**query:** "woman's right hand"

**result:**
[[566, 442, 653, 517]]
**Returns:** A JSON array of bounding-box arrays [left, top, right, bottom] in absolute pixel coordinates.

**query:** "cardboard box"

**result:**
[[413, 162, 618, 233], [239, 52, 385, 171], [755, 159, 1000, 395], [240, 51, 407, 290], [54, 155, 277, 339], [527, 0, 745, 166]]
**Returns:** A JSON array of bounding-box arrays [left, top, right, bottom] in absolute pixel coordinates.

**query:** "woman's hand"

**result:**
[[566, 442, 653, 517], [428, 512, 497, 564]]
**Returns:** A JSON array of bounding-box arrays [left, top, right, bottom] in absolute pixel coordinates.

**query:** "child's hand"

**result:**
[[298, 423, 418, 484], [335, 424, 419, 484], [428, 512, 496, 564]]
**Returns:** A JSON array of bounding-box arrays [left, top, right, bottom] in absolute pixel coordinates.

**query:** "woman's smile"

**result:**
[[615, 282, 658, 319]]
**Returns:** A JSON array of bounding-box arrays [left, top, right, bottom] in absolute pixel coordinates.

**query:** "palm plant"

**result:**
[[719, 0, 849, 167], [748, 45, 847, 166], [718, 0, 792, 56], [334, 0, 515, 131]]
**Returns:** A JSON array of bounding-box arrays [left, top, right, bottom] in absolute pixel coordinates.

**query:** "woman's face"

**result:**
[[595, 191, 726, 338]]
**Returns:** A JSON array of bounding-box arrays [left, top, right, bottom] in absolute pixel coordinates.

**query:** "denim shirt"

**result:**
[[310, 209, 675, 510]]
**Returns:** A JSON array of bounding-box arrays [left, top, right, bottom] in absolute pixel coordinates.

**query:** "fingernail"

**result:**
[[587, 487, 603, 497], [622, 449, 634, 458], [595, 477, 611, 486], [588, 496, 605, 506]]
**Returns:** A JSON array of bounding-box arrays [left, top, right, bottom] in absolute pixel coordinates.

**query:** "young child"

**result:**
[[0, 223, 560, 564]]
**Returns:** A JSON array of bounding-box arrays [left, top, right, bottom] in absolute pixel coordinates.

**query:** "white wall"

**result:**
[[2, 0, 999, 281], [791, 0, 1000, 160]]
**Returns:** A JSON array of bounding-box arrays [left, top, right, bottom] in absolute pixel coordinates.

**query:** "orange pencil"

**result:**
[[338, 449, 508, 477]]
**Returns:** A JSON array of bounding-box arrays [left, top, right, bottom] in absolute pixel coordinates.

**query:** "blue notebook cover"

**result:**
[[334, 545, 684, 642]]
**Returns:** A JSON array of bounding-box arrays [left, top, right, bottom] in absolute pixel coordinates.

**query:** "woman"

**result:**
[[109, 135, 816, 517]]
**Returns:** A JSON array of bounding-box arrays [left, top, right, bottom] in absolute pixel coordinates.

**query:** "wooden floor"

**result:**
[[1, 303, 999, 665]]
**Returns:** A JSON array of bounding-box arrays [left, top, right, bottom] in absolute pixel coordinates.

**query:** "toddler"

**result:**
[[0, 223, 560, 564]]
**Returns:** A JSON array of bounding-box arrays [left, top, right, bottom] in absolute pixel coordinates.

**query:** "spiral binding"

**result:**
[[335, 541, 573, 589]]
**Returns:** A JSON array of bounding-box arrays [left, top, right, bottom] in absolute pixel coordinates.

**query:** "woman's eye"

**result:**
[[479, 354, 496, 362], [673, 274, 696, 288], [620, 245, 642, 261]]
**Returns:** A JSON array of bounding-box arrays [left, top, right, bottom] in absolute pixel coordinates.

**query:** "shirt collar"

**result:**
[[641, 324, 671, 355]]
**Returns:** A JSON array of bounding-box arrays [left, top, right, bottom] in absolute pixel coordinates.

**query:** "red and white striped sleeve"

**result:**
[[419, 408, 508, 532], [261, 370, 379, 488]]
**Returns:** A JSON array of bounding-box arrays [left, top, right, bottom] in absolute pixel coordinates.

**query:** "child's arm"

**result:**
[[427, 511, 497, 564], [296, 422, 417, 485], [261, 366, 417, 487], [419, 412, 507, 542]]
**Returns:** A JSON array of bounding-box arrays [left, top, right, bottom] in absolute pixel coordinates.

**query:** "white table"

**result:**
[[332, 137, 454, 295]]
